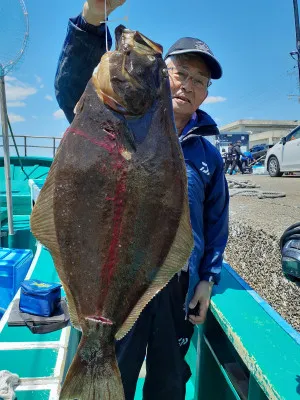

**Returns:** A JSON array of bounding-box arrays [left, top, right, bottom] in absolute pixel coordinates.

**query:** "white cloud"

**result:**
[[53, 109, 65, 120], [0, 113, 25, 123], [5, 77, 37, 101], [35, 75, 42, 84], [7, 101, 26, 107], [9, 113, 25, 123], [45, 95, 53, 101], [34, 75, 44, 89], [204, 96, 227, 104], [5, 76, 17, 82]]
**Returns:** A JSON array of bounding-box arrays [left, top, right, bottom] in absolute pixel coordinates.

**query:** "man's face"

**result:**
[[167, 56, 211, 118]]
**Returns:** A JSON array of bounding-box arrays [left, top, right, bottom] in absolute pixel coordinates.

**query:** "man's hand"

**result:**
[[83, 0, 126, 26], [188, 281, 213, 325]]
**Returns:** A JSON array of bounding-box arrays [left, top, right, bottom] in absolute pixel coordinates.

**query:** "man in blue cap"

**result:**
[[55, 1, 229, 399]]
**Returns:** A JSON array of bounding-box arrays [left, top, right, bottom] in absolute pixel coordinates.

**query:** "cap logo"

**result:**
[[195, 40, 212, 55]]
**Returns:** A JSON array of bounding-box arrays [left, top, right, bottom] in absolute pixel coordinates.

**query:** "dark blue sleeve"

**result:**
[[200, 153, 229, 283], [185, 161, 206, 282], [54, 14, 112, 123]]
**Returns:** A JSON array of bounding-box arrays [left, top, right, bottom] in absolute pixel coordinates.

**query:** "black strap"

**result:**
[[19, 299, 70, 334], [21, 316, 69, 334]]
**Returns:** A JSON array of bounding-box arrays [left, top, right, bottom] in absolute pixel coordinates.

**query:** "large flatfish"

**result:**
[[30, 25, 193, 400]]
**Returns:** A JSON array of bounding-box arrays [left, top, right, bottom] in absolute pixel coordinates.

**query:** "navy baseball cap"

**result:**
[[165, 37, 222, 79]]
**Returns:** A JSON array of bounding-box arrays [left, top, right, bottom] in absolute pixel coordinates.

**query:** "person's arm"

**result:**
[[54, 1, 125, 123], [189, 154, 229, 324], [201, 156, 229, 281], [54, 15, 111, 123]]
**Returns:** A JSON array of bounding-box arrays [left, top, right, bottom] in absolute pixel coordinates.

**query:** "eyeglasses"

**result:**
[[167, 67, 212, 89]]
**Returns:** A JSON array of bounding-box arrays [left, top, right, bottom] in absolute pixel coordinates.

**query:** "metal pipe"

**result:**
[[0, 135, 62, 157], [24, 136, 27, 156], [293, 0, 300, 95], [0, 66, 15, 243], [5, 134, 62, 140], [293, 0, 300, 50]]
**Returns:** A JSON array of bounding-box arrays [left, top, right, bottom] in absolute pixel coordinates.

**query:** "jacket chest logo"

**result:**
[[200, 162, 210, 176]]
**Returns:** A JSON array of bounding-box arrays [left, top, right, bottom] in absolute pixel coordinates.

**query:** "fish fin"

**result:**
[[60, 279, 81, 331], [30, 155, 81, 330], [30, 155, 59, 252], [116, 198, 193, 340], [60, 320, 124, 400]]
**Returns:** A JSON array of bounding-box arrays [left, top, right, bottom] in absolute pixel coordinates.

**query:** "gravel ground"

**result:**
[[225, 174, 300, 332]]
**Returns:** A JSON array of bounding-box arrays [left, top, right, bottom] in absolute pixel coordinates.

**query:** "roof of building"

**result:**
[[220, 119, 300, 131]]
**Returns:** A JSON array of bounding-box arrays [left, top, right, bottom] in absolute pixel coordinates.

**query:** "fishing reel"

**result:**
[[280, 222, 300, 286]]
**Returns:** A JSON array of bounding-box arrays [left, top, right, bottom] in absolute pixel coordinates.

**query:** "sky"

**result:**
[[0, 0, 299, 156]]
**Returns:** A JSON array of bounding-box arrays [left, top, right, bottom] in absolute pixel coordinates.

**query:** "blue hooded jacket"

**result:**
[[54, 16, 229, 311]]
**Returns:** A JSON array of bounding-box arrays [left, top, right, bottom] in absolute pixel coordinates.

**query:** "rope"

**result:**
[[227, 178, 286, 199], [7, 116, 30, 180]]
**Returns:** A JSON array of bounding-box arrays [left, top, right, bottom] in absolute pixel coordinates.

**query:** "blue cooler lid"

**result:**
[[0, 248, 33, 266], [21, 280, 61, 296]]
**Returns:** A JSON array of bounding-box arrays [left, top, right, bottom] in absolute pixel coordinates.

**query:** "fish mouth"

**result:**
[[115, 25, 163, 55], [115, 25, 163, 94], [87, 316, 114, 325]]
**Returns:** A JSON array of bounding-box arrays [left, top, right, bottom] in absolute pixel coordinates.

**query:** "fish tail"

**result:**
[[60, 320, 124, 400]]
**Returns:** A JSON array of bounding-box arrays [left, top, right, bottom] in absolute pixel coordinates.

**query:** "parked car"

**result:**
[[249, 144, 273, 160], [266, 126, 300, 177]]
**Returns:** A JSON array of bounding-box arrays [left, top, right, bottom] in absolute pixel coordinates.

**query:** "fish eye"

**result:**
[[147, 55, 155, 62]]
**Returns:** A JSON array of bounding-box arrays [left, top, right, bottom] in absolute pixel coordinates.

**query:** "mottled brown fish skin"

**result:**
[[31, 25, 193, 400]]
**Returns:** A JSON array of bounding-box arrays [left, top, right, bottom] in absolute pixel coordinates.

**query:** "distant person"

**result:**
[[224, 143, 233, 174], [230, 140, 246, 175], [221, 148, 227, 164]]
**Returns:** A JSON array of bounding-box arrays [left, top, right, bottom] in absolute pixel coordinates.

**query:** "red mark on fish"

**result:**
[[106, 196, 116, 201], [65, 127, 129, 309], [65, 127, 118, 154], [102, 167, 127, 282]]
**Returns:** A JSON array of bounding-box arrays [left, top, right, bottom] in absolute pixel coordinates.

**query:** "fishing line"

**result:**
[[104, 0, 109, 52], [127, 0, 130, 29], [102, 0, 130, 52]]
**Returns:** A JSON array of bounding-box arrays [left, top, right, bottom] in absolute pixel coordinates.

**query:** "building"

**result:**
[[219, 119, 300, 146]]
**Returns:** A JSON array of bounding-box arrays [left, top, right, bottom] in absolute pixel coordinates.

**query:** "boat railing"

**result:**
[[0, 134, 62, 158]]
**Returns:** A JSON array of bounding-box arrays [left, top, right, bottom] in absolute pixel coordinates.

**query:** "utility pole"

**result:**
[[292, 0, 300, 98]]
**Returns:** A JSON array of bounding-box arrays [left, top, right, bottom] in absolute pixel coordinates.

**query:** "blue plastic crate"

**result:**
[[0, 248, 33, 310]]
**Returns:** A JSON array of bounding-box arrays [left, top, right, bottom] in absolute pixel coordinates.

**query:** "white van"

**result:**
[[266, 126, 300, 177]]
